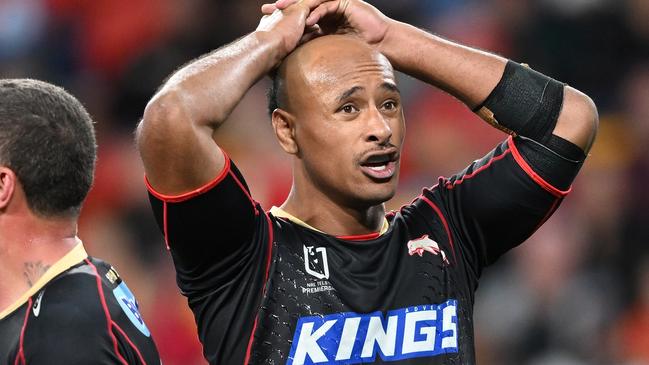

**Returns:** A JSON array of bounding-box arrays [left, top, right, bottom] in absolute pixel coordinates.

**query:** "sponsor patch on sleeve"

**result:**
[[112, 282, 151, 337]]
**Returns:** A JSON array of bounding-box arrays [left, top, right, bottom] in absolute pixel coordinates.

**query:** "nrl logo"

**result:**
[[303, 245, 330, 280], [407, 235, 449, 265]]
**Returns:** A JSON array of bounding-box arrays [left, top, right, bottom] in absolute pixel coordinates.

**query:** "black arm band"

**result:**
[[474, 61, 565, 145], [515, 135, 585, 190]]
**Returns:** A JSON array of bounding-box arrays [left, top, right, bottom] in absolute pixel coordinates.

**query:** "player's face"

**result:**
[[286, 36, 405, 207]]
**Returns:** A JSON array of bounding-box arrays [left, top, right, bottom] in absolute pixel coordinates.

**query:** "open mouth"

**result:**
[[360, 150, 399, 180]]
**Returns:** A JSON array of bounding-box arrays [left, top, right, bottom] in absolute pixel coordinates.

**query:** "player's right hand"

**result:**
[[261, 0, 392, 49], [256, 0, 337, 63]]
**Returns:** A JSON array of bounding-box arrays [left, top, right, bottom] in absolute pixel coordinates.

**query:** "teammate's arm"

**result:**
[[136, 0, 333, 195]]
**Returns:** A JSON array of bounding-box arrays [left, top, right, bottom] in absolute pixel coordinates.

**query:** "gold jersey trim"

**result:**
[[0, 239, 88, 319], [269, 206, 389, 238]]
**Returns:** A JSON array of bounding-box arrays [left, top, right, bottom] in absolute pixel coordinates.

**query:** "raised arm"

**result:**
[[377, 20, 598, 153], [136, 1, 331, 195], [268, 0, 598, 153]]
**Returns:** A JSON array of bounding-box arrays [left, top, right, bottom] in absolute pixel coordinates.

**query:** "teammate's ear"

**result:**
[[0, 167, 16, 211], [272, 109, 299, 155]]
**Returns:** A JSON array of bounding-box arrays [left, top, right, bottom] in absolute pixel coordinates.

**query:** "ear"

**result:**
[[0, 167, 16, 211], [271, 108, 299, 155]]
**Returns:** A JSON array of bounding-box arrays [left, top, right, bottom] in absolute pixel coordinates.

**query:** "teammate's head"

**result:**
[[269, 35, 405, 208], [0, 79, 96, 218]]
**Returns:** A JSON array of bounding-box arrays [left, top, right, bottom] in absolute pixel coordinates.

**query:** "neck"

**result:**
[[280, 179, 386, 237], [0, 212, 78, 312]]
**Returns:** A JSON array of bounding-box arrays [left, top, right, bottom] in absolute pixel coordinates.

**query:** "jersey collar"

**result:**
[[269, 206, 389, 240], [0, 239, 88, 319]]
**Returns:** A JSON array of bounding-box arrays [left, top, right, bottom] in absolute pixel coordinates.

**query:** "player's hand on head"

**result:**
[[256, 7, 306, 58], [261, 0, 393, 47], [256, 0, 337, 60]]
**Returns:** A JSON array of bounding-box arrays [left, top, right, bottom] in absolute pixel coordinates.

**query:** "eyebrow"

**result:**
[[336, 83, 401, 103], [338, 86, 364, 103], [381, 82, 400, 94]]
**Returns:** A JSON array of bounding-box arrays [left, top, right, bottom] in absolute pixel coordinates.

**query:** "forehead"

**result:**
[[304, 51, 394, 87], [286, 36, 396, 98]]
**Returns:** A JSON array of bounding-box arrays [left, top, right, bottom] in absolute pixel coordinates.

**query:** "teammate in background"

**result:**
[[137, 0, 598, 364], [0, 79, 160, 364]]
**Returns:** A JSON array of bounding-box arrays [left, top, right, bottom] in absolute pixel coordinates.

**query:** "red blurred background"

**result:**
[[1, 0, 647, 364]]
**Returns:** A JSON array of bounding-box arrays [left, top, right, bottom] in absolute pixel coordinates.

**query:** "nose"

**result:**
[[365, 107, 392, 145]]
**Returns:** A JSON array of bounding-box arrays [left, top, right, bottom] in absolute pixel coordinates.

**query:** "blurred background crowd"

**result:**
[[1, 0, 647, 364]]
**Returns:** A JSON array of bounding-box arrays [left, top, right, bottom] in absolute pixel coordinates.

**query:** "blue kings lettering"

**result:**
[[286, 299, 459, 365]]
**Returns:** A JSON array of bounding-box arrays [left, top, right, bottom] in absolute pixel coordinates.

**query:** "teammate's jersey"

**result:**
[[0, 243, 160, 365], [146, 136, 575, 365]]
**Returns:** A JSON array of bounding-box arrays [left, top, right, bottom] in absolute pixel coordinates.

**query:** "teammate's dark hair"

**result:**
[[0, 79, 97, 217]]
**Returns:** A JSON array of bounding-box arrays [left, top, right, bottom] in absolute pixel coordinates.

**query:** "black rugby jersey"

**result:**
[[146, 135, 575, 365], [0, 243, 160, 365]]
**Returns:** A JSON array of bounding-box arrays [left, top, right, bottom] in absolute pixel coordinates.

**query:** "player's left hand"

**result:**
[[261, 0, 393, 49]]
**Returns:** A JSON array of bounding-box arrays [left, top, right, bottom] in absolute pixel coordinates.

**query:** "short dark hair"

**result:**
[[267, 70, 283, 118], [0, 79, 96, 217]]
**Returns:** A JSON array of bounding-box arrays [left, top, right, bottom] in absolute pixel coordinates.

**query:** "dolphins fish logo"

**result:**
[[407, 235, 449, 265]]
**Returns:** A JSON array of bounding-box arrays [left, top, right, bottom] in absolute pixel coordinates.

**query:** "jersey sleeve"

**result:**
[[23, 274, 158, 365], [25, 307, 124, 364], [146, 154, 274, 363], [145, 152, 270, 297], [421, 135, 576, 274]]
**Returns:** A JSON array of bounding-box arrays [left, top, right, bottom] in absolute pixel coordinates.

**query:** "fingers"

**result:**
[[339, 0, 351, 14], [259, 0, 342, 34], [299, 25, 323, 45], [305, 1, 342, 26], [275, 0, 337, 12], [263, 0, 302, 13], [274, 0, 298, 10], [261, 3, 277, 14]]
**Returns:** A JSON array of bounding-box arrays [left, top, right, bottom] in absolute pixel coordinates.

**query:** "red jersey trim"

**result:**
[[507, 136, 571, 198], [86, 259, 129, 365], [337, 232, 382, 241], [534, 198, 561, 232], [445, 149, 511, 189], [162, 202, 170, 250], [244, 212, 275, 365], [262, 213, 274, 287], [419, 195, 458, 264], [14, 298, 31, 365], [112, 321, 147, 365], [145, 149, 231, 203], [229, 170, 259, 215]]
